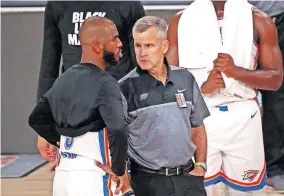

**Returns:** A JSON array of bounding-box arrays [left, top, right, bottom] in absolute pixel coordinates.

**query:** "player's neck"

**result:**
[[80, 55, 105, 71], [213, 1, 225, 18]]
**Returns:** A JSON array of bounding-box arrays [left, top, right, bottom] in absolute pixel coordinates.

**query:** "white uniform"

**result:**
[[53, 128, 121, 196], [187, 13, 266, 193]]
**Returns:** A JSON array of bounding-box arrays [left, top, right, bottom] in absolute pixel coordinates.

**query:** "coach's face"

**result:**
[[134, 27, 169, 71]]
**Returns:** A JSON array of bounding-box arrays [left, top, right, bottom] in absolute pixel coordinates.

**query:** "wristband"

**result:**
[[122, 188, 132, 195], [123, 189, 135, 196]]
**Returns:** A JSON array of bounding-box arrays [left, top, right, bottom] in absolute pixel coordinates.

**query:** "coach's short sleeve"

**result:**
[[190, 76, 210, 127]]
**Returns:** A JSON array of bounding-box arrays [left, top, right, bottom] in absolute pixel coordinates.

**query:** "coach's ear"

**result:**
[[162, 40, 169, 54]]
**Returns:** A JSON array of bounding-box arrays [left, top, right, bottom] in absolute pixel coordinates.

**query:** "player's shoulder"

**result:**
[[253, 8, 272, 21], [170, 1, 196, 25], [169, 10, 184, 25], [99, 75, 121, 96], [253, 8, 275, 32], [97, 70, 118, 85], [174, 10, 184, 19]]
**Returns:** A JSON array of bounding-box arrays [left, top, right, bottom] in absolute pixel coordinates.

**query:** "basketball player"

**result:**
[[29, 17, 132, 196], [166, 0, 283, 195]]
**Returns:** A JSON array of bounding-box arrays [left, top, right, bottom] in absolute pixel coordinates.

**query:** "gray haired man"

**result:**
[[119, 16, 209, 196]]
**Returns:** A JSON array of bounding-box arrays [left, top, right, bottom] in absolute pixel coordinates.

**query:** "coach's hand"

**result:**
[[213, 53, 237, 78], [116, 171, 132, 195], [37, 135, 56, 161], [189, 166, 206, 176], [201, 70, 225, 94]]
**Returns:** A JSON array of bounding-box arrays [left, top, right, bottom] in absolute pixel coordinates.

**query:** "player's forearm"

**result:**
[[191, 124, 207, 163], [98, 81, 129, 176], [233, 66, 282, 91], [108, 125, 128, 176]]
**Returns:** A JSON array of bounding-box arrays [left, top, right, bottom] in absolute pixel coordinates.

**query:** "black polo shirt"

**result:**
[[119, 58, 210, 170]]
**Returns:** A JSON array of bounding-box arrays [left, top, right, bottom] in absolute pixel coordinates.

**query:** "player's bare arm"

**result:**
[[190, 124, 207, 176], [166, 11, 183, 66], [214, 9, 283, 91]]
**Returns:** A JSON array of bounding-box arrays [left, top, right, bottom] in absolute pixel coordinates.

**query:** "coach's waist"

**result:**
[[130, 160, 194, 176]]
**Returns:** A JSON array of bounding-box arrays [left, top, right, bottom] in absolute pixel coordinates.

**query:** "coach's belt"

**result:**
[[130, 160, 193, 176]]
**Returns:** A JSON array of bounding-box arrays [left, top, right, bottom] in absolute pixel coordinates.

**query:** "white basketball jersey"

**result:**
[[57, 128, 112, 171], [188, 16, 259, 108]]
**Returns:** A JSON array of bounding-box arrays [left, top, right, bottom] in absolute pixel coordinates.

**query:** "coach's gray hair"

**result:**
[[133, 16, 168, 40]]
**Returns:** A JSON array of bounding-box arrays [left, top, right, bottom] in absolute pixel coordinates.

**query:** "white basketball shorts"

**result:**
[[203, 99, 266, 191], [53, 128, 121, 196], [53, 169, 120, 196]]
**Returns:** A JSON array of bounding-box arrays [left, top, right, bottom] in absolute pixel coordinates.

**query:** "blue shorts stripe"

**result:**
[[204, 176, 222, 187], [98, 129, 110, 196], [204, 171, 267, 192]]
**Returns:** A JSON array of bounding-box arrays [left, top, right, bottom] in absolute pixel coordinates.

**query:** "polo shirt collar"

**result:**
[[136, 57, 174, 87]]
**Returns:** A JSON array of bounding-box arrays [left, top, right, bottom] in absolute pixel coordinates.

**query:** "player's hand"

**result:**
[[94, 160, 116, 178], [50, 148, 60, 172], [37, 135, 56, 161], [213, 53, 237, 78], [201, 70, 225, 94], [189, 166, 206, 176], [49, 159, 60, 172]]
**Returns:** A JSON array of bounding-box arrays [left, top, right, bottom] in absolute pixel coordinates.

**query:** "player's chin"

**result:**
[[114, 56, 121, 62], [115, 52, 122, 61]]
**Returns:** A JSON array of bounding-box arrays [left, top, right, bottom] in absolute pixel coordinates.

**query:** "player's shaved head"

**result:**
[[78, 16, 122, 70], [79, 16, 115, 45]]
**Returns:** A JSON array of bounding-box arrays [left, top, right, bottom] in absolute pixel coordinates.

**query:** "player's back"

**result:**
[[47, 63, 116, 137], [47, 63, 115, 172]]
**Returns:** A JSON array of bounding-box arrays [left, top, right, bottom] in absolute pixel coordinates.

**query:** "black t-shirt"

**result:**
[[37, 1, 145, 100], [29, 63, 129, 176]]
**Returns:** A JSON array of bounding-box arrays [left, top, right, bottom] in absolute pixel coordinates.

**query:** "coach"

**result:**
[[119, 16, 209, 196]]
